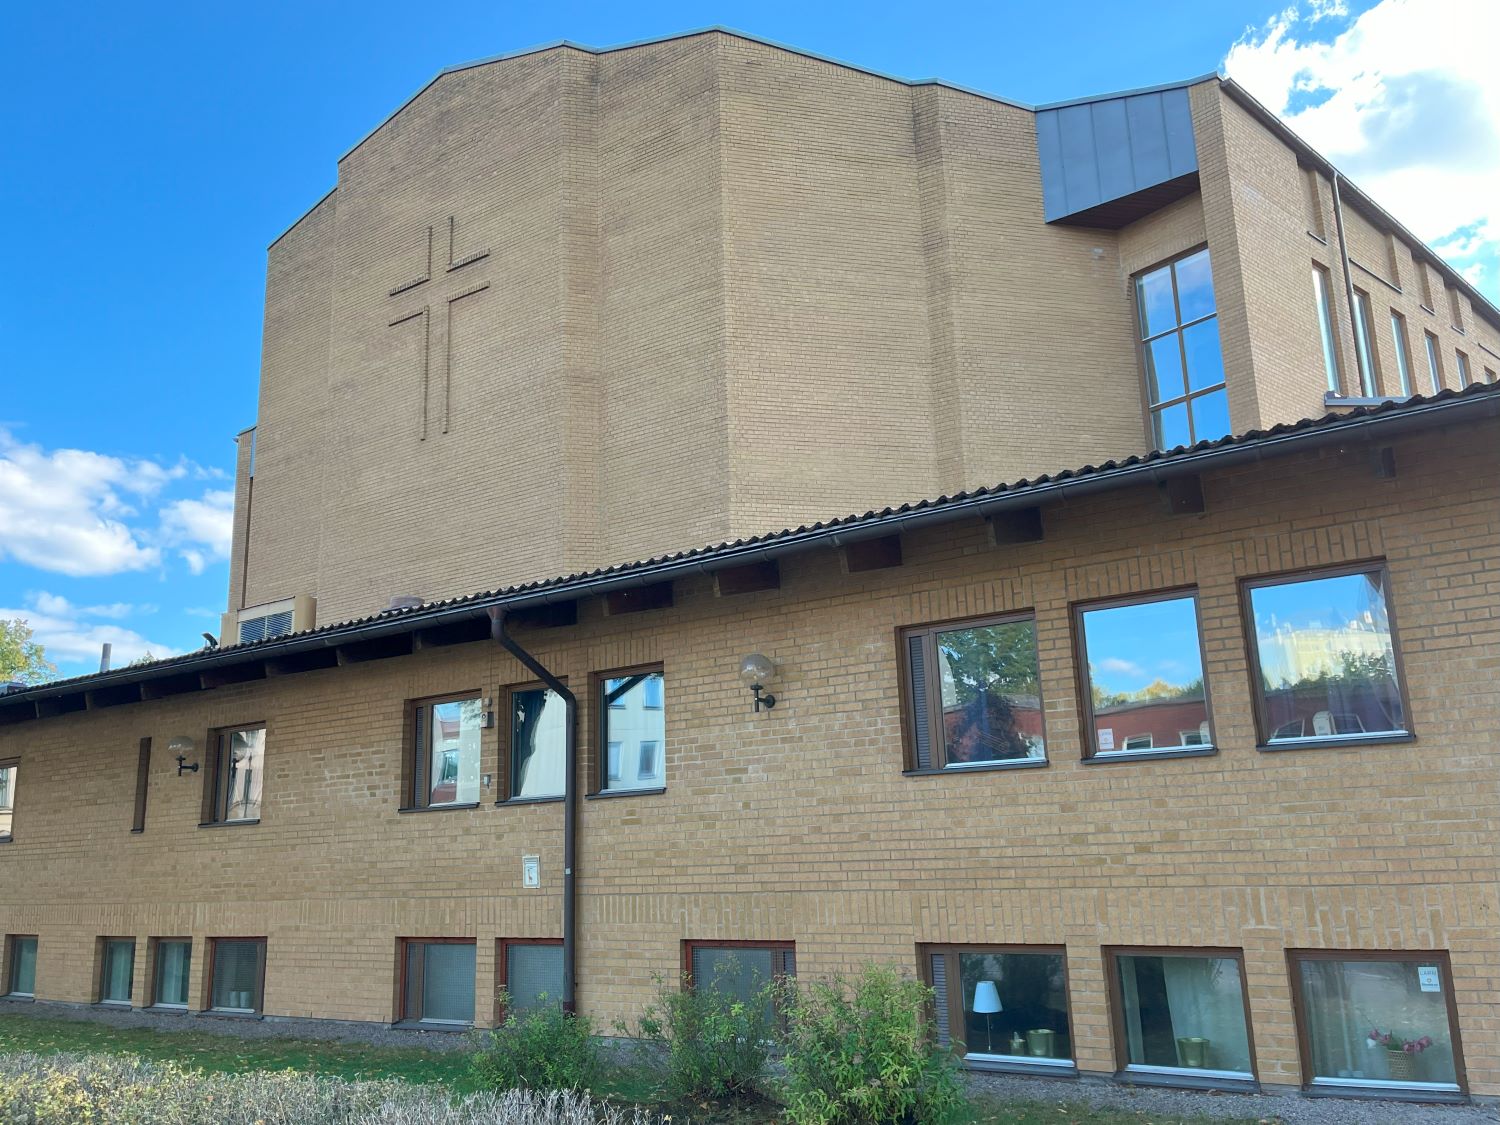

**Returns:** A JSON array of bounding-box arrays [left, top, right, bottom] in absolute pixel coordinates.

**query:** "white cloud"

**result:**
[[29, 592, 149, 621], [2, 593, 176, 670], [160, 489, 235, 574], [1097, 657, 1146, 678], [1224, 0, 1500, 301]]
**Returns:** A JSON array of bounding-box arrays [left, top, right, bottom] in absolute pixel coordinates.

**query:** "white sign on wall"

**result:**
[[522, 855, 540, 889], [1097, 728, 1115, 751]]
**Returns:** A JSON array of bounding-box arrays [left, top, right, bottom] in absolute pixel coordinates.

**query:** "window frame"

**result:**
[[96, 936, 135, 1006], [1286, 948, 1467, 1095], [1072, 587, 1216, 763], [1455, 350, 1472, 387], [1132, 244, 1228, 451], [495, 936, 564, 1024], [396, 937, 477, 1027], [898, 611, 1047, 774], [201, 723, 267, 827], [1103, 945, 1259, 1086], [681, 939, 797, 1025], [919, 942, 1076, 1072], [1424, 331, 1444, 392], [206, 936, 267, 1015], [0, 757, 17, 842], [402, 691, 484, 812], [4, 934, 37, 998], [591, 663, 666, 796], [148, 937, 193, 1010], [1388, 310, 1413, 397], [498, 679, 566, 805], [1312, 264, 1343, 394], [1351, 288, 1380, 396], [1238, 560, 1414, 752]]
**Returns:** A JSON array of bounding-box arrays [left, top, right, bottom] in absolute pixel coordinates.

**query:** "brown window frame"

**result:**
[[681, 940, 796, 1024], [0, 756, 17, 842], [200, 723, 267, 826], [918, 942, 1075, 1068], [498, 680, 566, 805], [95, 936, 136, 1006], [591, 663, 666, 796], [1131, 243, 1226, 451], [1286, 948, 1467, 1095], [147, 936, 193, 1010], [1072, 587, 1216, 762], [402, 691, 483, 811], [1238, 560, 1414, 751], [396, 937, 477, 1025], [206, 936, 267, 1014], [1103, 945, 1258, 1085], [898, 612, 1047, 773], [3, 933, 37, 997], [495, 936, 563, 1023], [131, 738, 150, 833]]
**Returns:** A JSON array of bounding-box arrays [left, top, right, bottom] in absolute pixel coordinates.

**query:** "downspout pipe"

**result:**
[[1331, 171, 1362, 394], [488, 606, 577, 1014]]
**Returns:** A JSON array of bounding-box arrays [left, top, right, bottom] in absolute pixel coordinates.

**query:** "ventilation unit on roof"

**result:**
[[238, 609, 294, 645]]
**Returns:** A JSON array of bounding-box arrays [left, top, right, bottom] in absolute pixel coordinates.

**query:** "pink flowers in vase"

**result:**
[[1366, 1028, 1434, 1053]]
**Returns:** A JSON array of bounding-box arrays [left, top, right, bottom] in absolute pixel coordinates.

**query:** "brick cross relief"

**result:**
[[386, 217, 491, 439]]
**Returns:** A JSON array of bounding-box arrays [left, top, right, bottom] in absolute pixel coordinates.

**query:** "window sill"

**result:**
[[1118, 1066, 1256, 1093], [0, 836, 12, 844], [396, 802, 480, 814], [963, 1056, 1077, 1078], [198, 818, 260, 829], [497, 795, 563, 807], [1084, 746, 1217, 765], [1303, 1080, 1465, 1103], [147, 1005, 191, 1015], [204, 1008, 263, 1020], [1305, 230, 1327, 245], [904, 758, 1048, 777], [585, 786, 667, 801], [1324, 391, 1412, 409], [1420, 304, 1436, 315], [1259, 732, 1414, 753], [94, 1001, 131, 1010], [392, 1019, 472, 1032], [2, 994, 34, 1003]]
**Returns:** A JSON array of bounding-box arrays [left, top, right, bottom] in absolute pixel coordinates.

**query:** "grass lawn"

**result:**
[[0, 1011, 1266, 1124]]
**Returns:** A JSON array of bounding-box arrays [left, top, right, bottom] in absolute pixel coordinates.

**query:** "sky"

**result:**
[[1, 0, 1495, 681]]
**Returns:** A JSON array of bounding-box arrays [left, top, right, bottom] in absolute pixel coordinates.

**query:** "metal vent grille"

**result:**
[[930, 952, 950, 1047], [238, 610, 294, 645], [908, 635, 932, 768]]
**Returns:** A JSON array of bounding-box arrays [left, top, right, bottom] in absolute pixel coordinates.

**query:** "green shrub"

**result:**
[[780, 964, 965, 1125], [470, 995, 603, 1093], [623, 962, 780, 1099]]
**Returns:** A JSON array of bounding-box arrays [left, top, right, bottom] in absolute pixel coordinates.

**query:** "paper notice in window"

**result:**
[[1418, 966, 1441, 992], [1098, 728, 1115, 751]]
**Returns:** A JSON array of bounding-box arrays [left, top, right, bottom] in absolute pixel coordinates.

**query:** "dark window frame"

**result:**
[[201, 722, 267, 826], [148, 936, 193, 1010], [206, 936, 267, 1015], [0, 756, 17, 842], [681, 939, 797, 1025], [1072, 587, 1216, 761], [495, 936, 563, 1024], [402, 691, 483, 811], [396, 937, 477, 1026], [1103, 945, 1259, 1085], [591, 663, 666, 795], [918, 942, 1076, 1069], [1238, 560, 1414, 751], [131, 738, 151, 833], [4, 933, 37, 997], [498, 679, 566, 805], [1286, 948, 1467, 1095], [95, 936, 136, 1006], [1131, 244, 1227, 451], [897, 611, 1047, 772]]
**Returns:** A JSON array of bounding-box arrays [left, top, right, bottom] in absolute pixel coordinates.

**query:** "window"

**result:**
[[5, 935, 37, 997], [1108, 949, 1254, 1080], [406, 694, 483, 808], [504, 683, 565, 801], [924, 945, 1072, 1068], [1242, 564, 1409, 748], [204, 725, 265, 824], [209, 939, 265, 1013], [0, 759, 15, 840], [685, 941, 796, 1027], [1351, 289, 1378, 396], [1388, 312, 1413, 396], [1312, 266, 1341, 393], [1075, 592, 1212, 759], [1455, 350, 1472, 387], [152, 939, 192, 1008], [1486, 366, 1497, 384], [499, 939, 563, 1019], [901, 614, 1045, 770], [1424, 332, 1444, 391], [1290, 952, 1464, 1093], [98, 939, 134, 1004], [1136, 249, 1229, 450], [597, 667, 665, 792], [400, 939, 475, 1025]]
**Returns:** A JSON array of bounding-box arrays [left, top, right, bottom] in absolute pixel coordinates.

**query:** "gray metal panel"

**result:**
[[1038, 86, 1199, 222]]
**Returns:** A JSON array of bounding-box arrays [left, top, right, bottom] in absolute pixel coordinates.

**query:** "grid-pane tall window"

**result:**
[[1388, 312, 1413, 396], [1351, 289, 1378, 396], [1424, 332, 1444, 391], [99, 939, 134, 1004], [6, 936, 37, 997], [1312, 266, 1341, 392], [1136, 249, 1229, 450]]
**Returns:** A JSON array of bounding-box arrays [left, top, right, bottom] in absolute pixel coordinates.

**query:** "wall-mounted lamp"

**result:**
[[168, 735, 199, 775], [738, 653, 778, 712]]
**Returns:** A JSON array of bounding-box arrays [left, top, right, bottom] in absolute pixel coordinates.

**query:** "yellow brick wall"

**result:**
[[6, 416, 1500, 1092]]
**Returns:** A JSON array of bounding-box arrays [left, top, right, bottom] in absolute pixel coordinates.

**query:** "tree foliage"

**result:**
[[0, 619, 55, 685]]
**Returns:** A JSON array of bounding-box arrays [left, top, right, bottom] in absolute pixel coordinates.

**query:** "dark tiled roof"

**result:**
[[4, 381, 1498, 710]]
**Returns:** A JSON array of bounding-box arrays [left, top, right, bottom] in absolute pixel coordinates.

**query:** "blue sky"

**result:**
[[1, 0, 1495, 680]]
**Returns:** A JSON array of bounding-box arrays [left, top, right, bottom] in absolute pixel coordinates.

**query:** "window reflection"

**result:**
[[429, 698, 482, 805], [935, 621, 1044, 764], [511, 687, 565, 799], [601, 672, 665, 791], [1136, 249, 1231, 450]]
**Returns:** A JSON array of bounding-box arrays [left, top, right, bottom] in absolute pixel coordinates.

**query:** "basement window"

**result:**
[[498, 939, 563, 1020], [923, 944, 1073, 1069], [5, 935, 37, 997], [151, 939, 192, 1008], [1108, 949, 1255, 1082], [685, 941, 796, 1028], [209, 938, 266, 1014], [400, 939, 475, 1026], [98, 938, 135, 1005]]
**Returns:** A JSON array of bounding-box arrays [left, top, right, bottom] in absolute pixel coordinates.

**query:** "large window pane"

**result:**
[[1389, 313, 1413, 396], [1079, 595, 1210, 756], [1248, 568, 1407, 744], [510, 687, 565, 799], [427, 698, 482, 805], [405, 941, 475, 1024], [1137, 250, 1228, 451], [7, 937, 36, 996], [689, 944, 794, 1028], [1352, 290, 1378, 395], [1152, 401, 1191, 451], [1424, 332, 1443, 392], [1136, 266, 1178, 339], [0, 762, 14, 840], [1116, 953, 1252, 1077], [957, 950, 1071, 1063], [1173, 249, 1216, 323], [210, 939, 264, 1012], [1296, 956, 1460, 1090], [100, 939, 134, 1004], [1144, 336, 1185, 405], [1187, 389, 1229, 445], [934, 620, 1043, 765], [154, 940, 191, 1007], [506, 943, 563, 1015], [1181, 320, 1225, 393], [220, 728, 264, 822], [1313, 267, 1340, 393], [600, 671, 665, 792]]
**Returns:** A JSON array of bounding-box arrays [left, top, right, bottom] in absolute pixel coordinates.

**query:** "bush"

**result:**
[[780, 965, 965, 1125], [0, 1049, 661, 1123], [623, 962, 780, 1099], [470, 995, 603, 1092]]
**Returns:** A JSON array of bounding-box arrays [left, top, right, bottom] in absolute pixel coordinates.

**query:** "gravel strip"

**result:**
[[969, 1070, 1498, 1124]]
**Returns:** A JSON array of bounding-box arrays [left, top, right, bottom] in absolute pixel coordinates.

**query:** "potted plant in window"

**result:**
[[1367, 1028, 1434, 1082]]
